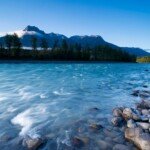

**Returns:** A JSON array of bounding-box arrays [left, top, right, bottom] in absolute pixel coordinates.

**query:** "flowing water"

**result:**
[[0, 62, 149, 150]]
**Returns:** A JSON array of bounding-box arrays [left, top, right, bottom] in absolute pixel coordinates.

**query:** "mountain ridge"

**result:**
[[0, 25, 149, 57]]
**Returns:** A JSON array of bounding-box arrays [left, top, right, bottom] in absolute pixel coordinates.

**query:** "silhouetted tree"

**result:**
[[12, 34, 22, 49], [41, 38, 48, 50], [31, 36, 38, 51], [62, 39, 68, 50], [5, 34, 13, 51], [11, 34, 22, 57], [53, 39, 59, 50]]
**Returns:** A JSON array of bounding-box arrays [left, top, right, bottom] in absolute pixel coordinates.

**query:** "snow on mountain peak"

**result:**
[[23, 25, 45, 35]]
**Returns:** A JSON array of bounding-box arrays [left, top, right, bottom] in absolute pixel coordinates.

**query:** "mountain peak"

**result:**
[[23, 25, 45, 34]]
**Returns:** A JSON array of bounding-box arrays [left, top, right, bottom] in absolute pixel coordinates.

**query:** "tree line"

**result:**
[[0, 34, 136, 62], [137, 56, 150, 63]]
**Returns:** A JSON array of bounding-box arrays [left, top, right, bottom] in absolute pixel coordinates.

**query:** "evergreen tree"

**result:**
[[0, 42, 3, 50], [5, 34, 13, 51], [41, 38, 48, 50], [62, 39, 68, 50], [53, 39, 59, 50], [12, 33, 22, 49], [31, 36, 38, 51]]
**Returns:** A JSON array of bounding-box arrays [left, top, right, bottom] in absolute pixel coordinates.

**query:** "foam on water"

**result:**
[[11, 109, 33, 136]]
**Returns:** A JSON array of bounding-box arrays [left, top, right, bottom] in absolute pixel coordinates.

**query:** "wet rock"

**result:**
[[127, 119, 137, 128], [105, 137, 113, 143], [72, 137, 84, 148], [122, 108, 133, 120], [131, 90, 139, 97], [143, 85, 148, 88], [125, 127, 150, 150], [111, 117, 123, 126], [137, 100, 150, 109], [103, 129, 120, 138], [139, 93, 150, 99], [89, 123, 103, 132], [113, 144, 131, 150], [0, 134, 12, 142], [125, 127, 142, 140], [141, 116, 149, 122], [78, 137, 90, 145], [141, 109, 150, 115], [113, 108, 123, 117], [97, 139, 112, 150], [137, 122, 150, 130], [113, 136, 126, 144], [89, 107, 100, 112], [23, 136, 43, 150], [132, 113, 141, 121]]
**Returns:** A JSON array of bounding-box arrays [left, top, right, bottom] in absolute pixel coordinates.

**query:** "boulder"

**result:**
[[89, 123, 103, 132], [141, 116, 149, 122], [89, 107, 100, 113], [113, 108, 123, 117], [122, 108, 133, 120], [111, 117, 123, 126], [125, 127, 150, 150], [131, 90, 139, 97], [72, 137, 84, 148], [127, 119, 137, 128], [23, 136, 43, 150], [113, 144, 131, 150], [137, 122, 150, 130], [137, 100, 150, 109], [103, 129, 120, 138], [142, 109, 150, 115], [132, 113, 141, 121], [97, 139, 112, 150]]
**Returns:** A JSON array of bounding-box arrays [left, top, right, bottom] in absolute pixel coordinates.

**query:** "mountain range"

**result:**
[[0, 25, 149, 57]]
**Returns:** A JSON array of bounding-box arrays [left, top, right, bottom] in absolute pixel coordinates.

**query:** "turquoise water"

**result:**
[[0, 62, 149, 149]]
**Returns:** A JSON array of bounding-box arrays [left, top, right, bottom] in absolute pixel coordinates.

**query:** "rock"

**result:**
[[131, 90, 139, 97], [137, 100, 150, 109], [143, 85, 148, 88], [23, 136, 43, 150], [89, 107, 100, 113], [111, 117, 123, 126], [122, 108, 133, 120], [139, 93, 150, 98], [125, 127, 150, 150], [113, 136, 126, 144], [113, 144, 131, 150], [141, 116, 149, 122], [142, 109, 149, 115], [127, 119, 137, 128], [79, 137, 90, 145], [113, 108, 123, 117], [0, 134, 12, 142], [72, 137, 84, 148], [103, 129, 120, 138], [125, 127, 143, 141], [132, 113, 141, 121], [89, 123, 103, 132], [97, 139, 112, 150], [137, 122, 150, 130]]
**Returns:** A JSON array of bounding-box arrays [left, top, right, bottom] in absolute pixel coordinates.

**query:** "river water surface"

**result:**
[[0, 62, 149, 149]]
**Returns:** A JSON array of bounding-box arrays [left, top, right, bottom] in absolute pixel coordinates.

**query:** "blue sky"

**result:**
[[0, 0, 150, 49]]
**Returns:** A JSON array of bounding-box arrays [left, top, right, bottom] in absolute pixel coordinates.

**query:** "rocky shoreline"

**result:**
[[112, 90, 150, 150]]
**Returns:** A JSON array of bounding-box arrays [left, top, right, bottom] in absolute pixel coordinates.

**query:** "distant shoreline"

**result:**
[[0, 60, 138, 64]]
